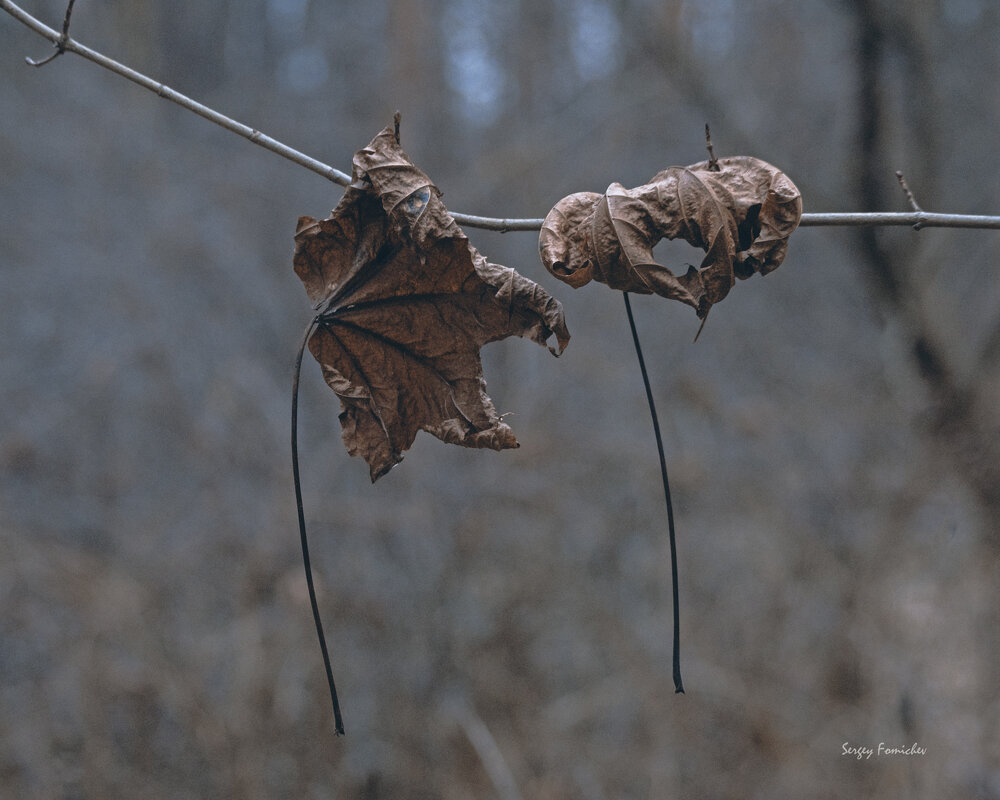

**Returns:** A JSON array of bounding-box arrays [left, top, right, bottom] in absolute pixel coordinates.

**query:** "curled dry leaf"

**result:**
[[294, 126, 570, 481], [539, 157, 802, 317]]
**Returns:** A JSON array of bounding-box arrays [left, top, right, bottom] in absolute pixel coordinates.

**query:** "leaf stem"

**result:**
[[293, 317, 346, 735], [623, 292, 684, 694]]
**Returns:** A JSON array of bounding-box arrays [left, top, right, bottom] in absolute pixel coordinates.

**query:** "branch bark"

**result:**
[[3, 0, 999, 233]]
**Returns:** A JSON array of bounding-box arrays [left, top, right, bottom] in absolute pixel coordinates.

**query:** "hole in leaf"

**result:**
[[652, 236, 702, 274]]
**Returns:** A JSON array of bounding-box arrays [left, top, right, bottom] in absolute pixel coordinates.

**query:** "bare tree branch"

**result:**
[[0, 0, 351, 185], [798, 212, 1000, 229], [2, 0, 999, 232]]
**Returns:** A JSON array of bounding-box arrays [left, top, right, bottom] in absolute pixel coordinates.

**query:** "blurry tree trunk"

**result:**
[[850, 0, 1000, 538], [514, 0, 556, 116]]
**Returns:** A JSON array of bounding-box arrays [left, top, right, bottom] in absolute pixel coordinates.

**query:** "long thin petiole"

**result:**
[[623, 292, 684, 694], [292, 317, 346, 734]]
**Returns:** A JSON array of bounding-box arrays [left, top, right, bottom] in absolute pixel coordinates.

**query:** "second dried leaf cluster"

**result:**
[[538, 157, 802, 318]]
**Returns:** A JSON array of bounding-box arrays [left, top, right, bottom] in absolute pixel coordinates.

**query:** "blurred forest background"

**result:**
[[2, 0, 999, 797]]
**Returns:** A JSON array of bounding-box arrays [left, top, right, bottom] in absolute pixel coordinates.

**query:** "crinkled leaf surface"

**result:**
[[294, 127, 569, 481], [539, 157, 802, 318]]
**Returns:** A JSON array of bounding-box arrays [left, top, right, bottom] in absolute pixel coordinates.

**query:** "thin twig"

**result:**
[[895, 171, 923, 212], [24, 0, 73, 66], [0, 0, 352, 184], [798, 211, 999, 228], [704, 123, 720, 171], [2, 0, 1000, 232], [895, 170, 925, 229]]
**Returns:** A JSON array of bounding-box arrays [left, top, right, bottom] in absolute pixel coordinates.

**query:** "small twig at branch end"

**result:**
[[25, 0, 75, 67], [393, 111, 401, 146], [895, 170, 923, 213], [704, 123, 720, 171], [895, 170, 926, 229], [25, 49, 59, 67]]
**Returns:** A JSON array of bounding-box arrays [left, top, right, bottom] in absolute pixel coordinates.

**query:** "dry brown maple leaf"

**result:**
[[538, 156, 802, 318], [294, 126, 570, 481]]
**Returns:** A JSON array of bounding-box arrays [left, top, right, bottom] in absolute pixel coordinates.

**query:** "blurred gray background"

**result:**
[[2, 0, 999, 797]]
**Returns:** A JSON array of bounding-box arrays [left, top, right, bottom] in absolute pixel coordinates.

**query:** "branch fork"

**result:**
[[24, 0, 74, 67], [895, 170, 927, 229]]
